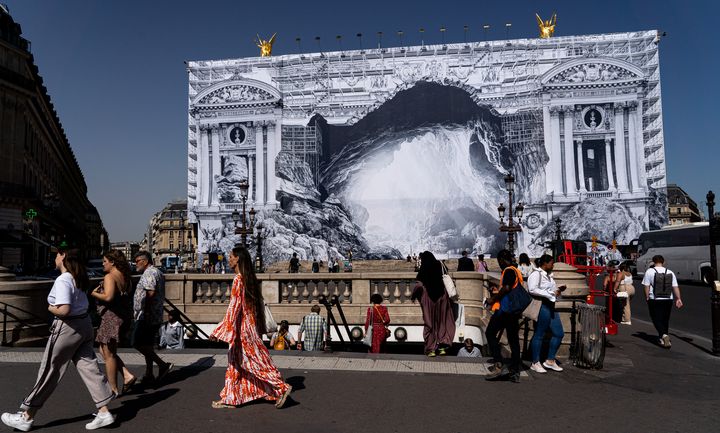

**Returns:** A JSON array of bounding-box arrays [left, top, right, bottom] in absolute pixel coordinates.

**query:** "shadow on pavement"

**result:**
[[37, 413, 94, 429], [632, 331, 662, 348], [285, 376, 306, 391], [670, 333, 715, 356], [116, 388, 179, 424]]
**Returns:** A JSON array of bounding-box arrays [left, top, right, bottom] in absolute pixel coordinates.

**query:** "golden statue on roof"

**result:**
[[256, 33, 277, 57], [536, 13, 557, 39]]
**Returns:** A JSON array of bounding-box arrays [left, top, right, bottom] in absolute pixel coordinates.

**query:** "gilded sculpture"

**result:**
[[256, 33, 277, 57], [535, 13, 557, 39]]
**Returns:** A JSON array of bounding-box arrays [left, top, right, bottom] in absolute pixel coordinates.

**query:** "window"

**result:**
[[169, 231, 174, 239]]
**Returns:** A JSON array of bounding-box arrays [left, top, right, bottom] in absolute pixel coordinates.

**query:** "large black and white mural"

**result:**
[[187, 30, 667, 263]]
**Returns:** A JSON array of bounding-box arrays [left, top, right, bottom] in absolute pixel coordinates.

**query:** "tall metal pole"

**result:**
[[707, 190, 720, 355], [507, 185, 515, 256], [241, 195, 248, 248]]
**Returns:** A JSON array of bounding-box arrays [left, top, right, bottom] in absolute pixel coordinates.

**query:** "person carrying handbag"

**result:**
[[364, 294, 391, 353], [527, 255, 566, 374]]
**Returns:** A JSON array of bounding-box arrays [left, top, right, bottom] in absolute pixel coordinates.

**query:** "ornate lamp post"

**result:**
[[497, 173, 524, 256], [707, 190, 720, 355], [255, 223, 264, 273], [231, 180, 256, 248], [174, 248, 180, 274]]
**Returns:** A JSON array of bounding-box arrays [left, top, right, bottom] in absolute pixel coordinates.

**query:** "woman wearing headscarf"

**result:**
[[411, 251, 456, 357]]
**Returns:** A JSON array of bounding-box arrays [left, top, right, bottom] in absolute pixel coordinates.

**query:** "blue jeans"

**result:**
[[531, 303, 564, 363]]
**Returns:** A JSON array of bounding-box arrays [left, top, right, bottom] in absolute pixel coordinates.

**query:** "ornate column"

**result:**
[[627, 101, 640, 193], [255, 123, 265, 205], [634, 100, 646, 190], [542, 104, 554, 196], [248, 155, 254, 204], [562, 106, 576, 195], [210, 125, 221, 206], [198, 125, 209, 206], [614, 103, 629, 193], [575, 138, 587, 192], [266, 120, 279, 205], [550, 107, 563, 195], [604, 137, 616, 191]]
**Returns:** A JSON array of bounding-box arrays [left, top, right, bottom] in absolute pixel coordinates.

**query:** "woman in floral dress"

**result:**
[[210, 246, 292, 409]]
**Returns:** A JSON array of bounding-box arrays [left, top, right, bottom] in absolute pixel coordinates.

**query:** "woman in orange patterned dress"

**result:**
[[209, 246, 292, 409]]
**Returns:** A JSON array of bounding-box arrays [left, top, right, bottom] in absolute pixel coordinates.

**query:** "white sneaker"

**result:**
[[542, 361, 564, 372], [530, 362, 547, 373], [85, 412, 115, 430], [1, 412, 33, 432], [661, 334, 671, 349]]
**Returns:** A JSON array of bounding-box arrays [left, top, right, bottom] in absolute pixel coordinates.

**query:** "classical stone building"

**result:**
[[188, 30, 667, 261], [109, 241, 140, 263], [0, 6, 107, 270], [666, 184, 701, 225], [141, 200, 195, 269]]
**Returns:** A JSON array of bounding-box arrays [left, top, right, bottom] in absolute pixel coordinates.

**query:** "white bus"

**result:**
[[636, 222, 719, 284]]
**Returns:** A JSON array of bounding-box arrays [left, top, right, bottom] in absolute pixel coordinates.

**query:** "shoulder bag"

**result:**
[[522, 271, 542, 321], [441, 262, 459, 301], [362, 307, 374, 347]]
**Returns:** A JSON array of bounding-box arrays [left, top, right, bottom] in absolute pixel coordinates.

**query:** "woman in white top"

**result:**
[[518, 253, 533, 279], [1, 248, 116, 431], [617, 263, 635, 324], [526, 254, 566, 374]]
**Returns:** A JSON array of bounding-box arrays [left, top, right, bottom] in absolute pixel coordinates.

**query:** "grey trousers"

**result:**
[[21, 315, 114, 410]]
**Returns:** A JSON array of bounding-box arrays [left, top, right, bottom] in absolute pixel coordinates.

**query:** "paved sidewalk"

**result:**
[[0, 347, 501, 377]]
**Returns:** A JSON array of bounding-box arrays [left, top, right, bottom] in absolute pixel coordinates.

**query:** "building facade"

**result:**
[[188, 30, 667, 261], [666, 184, 701, 225], [109, 241, 140, 262], [141, 200, 195, 269], [0, 6, 107, 270]]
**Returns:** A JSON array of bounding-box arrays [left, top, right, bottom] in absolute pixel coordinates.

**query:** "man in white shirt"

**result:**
[[641, 255, 683, 348], [456, 338, 482, 358]]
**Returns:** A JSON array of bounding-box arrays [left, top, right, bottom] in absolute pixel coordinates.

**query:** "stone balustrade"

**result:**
[[1, 265, 590, 356]]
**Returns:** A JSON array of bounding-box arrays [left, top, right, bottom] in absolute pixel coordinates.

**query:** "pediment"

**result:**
[[192, 78, 280, 107], [541, 58, 645, 87]]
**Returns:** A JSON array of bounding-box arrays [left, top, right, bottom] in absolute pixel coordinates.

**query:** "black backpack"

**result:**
[[652, 270, 673, 298]]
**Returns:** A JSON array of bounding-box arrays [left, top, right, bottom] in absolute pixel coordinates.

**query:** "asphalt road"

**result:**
[[2, 316, 720, 433]]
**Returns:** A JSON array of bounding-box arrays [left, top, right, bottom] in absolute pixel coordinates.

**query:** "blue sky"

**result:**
[[4, 0, 719, 241]]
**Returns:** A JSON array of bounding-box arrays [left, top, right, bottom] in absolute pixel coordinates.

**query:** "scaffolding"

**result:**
[[280, 121, 323, 187]]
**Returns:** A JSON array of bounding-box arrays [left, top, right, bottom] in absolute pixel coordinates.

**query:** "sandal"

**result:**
[[275, 385, 292, 409], [122, 376, 137, 394], [211, 400, 235, 409]]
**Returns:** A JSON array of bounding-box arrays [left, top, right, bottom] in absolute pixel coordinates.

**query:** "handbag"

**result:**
[[264, 303, 277, 333], [522, 298, 542, 321], [441, 262, 459, 302], [362, 307, 374, 347], [506, 285, 532, 314], [615, 291, 629, 299]]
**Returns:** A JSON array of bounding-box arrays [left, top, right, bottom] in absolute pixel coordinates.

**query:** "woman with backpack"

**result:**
[[364, 294, 391, 353], [90, 250, 136, 395], [270, 320, 296, 350]]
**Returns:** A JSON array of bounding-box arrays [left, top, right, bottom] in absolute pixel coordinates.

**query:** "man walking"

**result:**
[[297, 305, 328, 351], [132, 252, 173, 383], [642, 255, 683, 348], [457, 251, 475, 272]]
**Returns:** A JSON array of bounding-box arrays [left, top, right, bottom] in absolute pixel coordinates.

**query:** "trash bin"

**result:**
[[572, 303, 606, 369]]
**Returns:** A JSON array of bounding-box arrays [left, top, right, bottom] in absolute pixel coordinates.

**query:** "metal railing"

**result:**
[[1, 301, 50, 347]]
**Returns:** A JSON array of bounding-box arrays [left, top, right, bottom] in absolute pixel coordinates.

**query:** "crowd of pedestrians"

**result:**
[[1, 246, 174, 431]]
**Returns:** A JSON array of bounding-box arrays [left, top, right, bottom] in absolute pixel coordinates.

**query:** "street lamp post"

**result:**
[[255, 223, 264, 273], [174, 248, 180, 274], [232, 180, 256, 248], [554, 218, 563, 242], [707, 190, 720, 355], [497, 173, 524, 256]]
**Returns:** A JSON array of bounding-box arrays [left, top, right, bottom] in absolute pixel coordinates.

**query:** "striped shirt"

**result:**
[[299, 312, 327, 351]]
